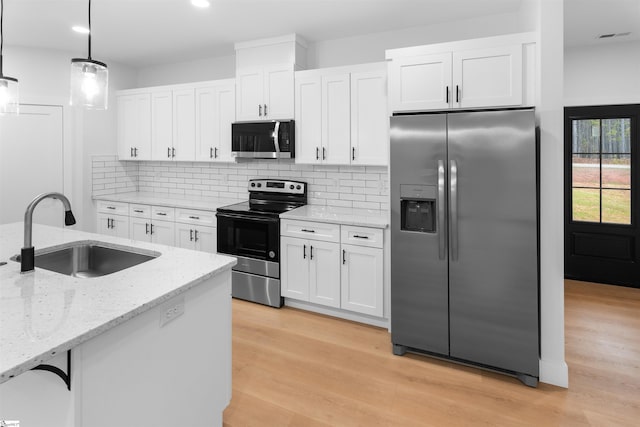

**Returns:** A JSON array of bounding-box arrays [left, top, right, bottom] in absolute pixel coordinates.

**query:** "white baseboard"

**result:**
[[539, 358, 569, 388], [284, 299, 389, 329]]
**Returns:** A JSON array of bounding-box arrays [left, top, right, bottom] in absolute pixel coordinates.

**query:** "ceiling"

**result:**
[[1, 0, 638, 69]]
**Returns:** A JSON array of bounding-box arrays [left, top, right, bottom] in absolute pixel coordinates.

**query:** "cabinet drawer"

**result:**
[[96, 200, 128, 215], [281, 219, 340, 243], [129, 204, 151, 218], [151, 206, 175, 221], [175, 208, 216, 227], [341, 225, 383, 248]]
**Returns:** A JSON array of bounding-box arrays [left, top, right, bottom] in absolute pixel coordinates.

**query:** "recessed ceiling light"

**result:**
[[191, 0, 210, 8], [72, 26, 90, 34]]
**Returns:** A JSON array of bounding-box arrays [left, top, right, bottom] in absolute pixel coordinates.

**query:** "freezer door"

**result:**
[[390, 114, 449, 356], [447, 109, 539, 376]]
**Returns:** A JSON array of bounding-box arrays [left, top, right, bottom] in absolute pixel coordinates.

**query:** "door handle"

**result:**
[[342, 249, 346, 265], [352, 147, 355, 161], [167, 147, 171, 158], [189, 216, 200, 220], [150, 224, 155, 235], [258, 104, 262, 117], [134, 147, 138, 157], [172, 147, 176, 158], [316, 147, 319, 160], [446, 86, 449, 104], [190, 229, 193, 241], [303, 244, 306, 259], [310, 245, 313, 260], [107, 218, 111, 229], [194, 229, 199, 242], [210, 147, 213, 158], [130, 147, 134, 157], [438, 160, 446, 260], [146, 223, 149, 234], [264, 104, 268, 116], [450, 159, 458, 261], [215, 147, 218, 158], [456, 85, 460, 103], [322, 147, 326, 160]]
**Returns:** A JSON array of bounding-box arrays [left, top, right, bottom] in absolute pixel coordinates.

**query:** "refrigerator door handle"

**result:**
[[437, 159, 446, 260], [450, 159, 458, 261]]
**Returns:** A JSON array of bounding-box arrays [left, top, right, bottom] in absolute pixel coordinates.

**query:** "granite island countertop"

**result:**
[[281, 205, 389, 229], [0, 222, 236, 384], [93, 192, 242, 211]]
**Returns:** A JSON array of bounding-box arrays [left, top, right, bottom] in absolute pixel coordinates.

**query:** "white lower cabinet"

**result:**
[[176, 223, 216, 253], [130, 217, 175, 246], [281, 219, 385, 319], [97, 212, 129, 238]]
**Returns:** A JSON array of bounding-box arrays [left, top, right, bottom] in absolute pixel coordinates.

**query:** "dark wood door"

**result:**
[[565, 105, 640, 287]]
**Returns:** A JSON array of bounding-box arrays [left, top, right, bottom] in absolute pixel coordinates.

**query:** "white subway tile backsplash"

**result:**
[[92, 156, 390, 213]]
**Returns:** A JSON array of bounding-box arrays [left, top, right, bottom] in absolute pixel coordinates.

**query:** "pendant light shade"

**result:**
[[70, 0, 108, 109], [0, 0, 19, 115]]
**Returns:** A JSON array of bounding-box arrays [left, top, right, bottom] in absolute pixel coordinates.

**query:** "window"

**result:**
[[571, 118, 631, 224]]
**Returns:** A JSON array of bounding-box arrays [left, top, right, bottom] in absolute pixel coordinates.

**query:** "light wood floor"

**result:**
[[223, 280, 640, 426]]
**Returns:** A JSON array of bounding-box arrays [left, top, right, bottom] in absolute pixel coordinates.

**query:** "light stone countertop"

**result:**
[[281, 205, 389, 229], [93, 192, 243, 211], [0, 222, 236, 384]]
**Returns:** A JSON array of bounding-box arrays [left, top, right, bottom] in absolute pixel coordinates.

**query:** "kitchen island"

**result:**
[[0, 222, 236, 426]]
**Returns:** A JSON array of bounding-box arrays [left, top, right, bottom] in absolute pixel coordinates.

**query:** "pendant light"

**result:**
[[70, 0, 108, 109], [0, 0, 19, 115]]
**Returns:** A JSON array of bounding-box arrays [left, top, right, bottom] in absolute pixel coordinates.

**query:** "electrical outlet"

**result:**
[[159, 296, 185, 327]]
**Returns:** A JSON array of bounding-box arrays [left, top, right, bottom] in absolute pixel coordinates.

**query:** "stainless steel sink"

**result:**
[[12, 241, 160, 278]]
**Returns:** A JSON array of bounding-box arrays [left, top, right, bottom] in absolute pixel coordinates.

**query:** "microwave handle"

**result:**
[[273, 121, 281, 153]]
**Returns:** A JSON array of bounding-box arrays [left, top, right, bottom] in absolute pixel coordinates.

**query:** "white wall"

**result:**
[[565, 40, 640, 106], [136, 55, 235, 87], [4, 46, 137, 232]]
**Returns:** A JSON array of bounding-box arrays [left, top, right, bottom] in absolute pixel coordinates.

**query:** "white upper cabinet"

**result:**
[[387, 33, 535, 112], [195, 81, 235, 162], [236, 64, 294, 121], [117, 93, 151, 160], [350, 69, 388, 166], [453, 45, 522, 109], [172, 88, 196, 161], [295, 63, 388, 166], [389, 53, 452, 112], [151, 90, 173, 160]]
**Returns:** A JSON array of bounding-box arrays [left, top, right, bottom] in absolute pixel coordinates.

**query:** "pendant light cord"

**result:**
[[88, 0, 92, 60]]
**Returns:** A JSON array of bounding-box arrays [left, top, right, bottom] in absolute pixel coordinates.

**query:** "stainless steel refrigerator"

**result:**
[[390, 108, 539, 387]]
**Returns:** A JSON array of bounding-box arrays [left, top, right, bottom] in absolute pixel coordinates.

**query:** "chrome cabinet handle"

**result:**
[[134, 147, 138, 157], [167, 147, 171, 158], [210, 147, 213, 158], [134, 209, 143, 213], [438, 160, 446, 260], [322, 147, 326, 160], [316, 147, 319, 160], [456, 85, 460, 103], [450, 159, 458, 261], [189, 216, 200, 220], [194, 229, 199, 242], [106, 206, 116, 210], [156, 212, 167, 216], [150, 224, 154, 235], [146, 223, 149, 234], [353, 235, 369, 239], [342, 249, 346, 265], [190, 229, 193, 241], [258, 104, 262, 117], [107, 218, 111, 229], [215, 147, 218, 158], [301, 229, 315, 233], [352, 147, 355, 161], [172, 147, 176, 158], [264, 104, 267, 116], [303, 244, 306, 259], [130, 147, 134, 157]]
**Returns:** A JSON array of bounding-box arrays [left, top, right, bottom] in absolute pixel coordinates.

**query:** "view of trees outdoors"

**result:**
[[572, 118, 631, 224]]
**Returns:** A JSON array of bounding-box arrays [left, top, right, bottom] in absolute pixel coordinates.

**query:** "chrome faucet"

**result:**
[[21, 192, 76, 273]]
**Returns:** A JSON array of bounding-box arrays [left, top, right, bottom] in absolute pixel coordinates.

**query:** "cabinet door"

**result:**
[[309, 240, 341, 308], [151, 220, 175, 246], [453, 45, 522, 109], [135, 94, 152, 160], [350, 69, 388, 166], [280, 236, 309, 301], [194, 225, 217, 253], [236, 67, 263, 121], [129, 217, 151, 242], [389, 53, 452, 112], [110, 215, 130, 239], [195, 86, 215, 162], [117, 95, 137, 160], [96, 213, 114, 236], [263, 64, 294, 120], [341, 244, 383, 317], [172, 88, 196, 161], [321, 73, 351, 165], [294, 75, 322, 164], [151, 90, 173, 160], [175, 223, 195, 250], [213, 83, 235, 162]]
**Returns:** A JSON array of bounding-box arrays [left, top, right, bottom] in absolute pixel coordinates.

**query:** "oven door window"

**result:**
[[217, 215, 278, 261]]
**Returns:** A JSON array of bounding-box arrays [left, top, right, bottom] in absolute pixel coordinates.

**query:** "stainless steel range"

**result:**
[[216, 179, 307, 307]]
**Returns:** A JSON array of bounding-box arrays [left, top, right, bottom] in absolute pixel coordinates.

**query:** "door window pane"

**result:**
[[602, 155, 630, 189], [572, 188, 600, 222], [601, 118, 631, 153], [572, 119, 600, 153], [602, 189, 631, 224], [572, 154, 600, 188]]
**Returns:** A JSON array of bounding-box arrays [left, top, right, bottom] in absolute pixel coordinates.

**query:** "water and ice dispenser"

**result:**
[[400, 185, 436, 233]]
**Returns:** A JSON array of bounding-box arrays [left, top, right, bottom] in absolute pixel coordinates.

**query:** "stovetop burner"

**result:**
[[217, 179, 307, 218]]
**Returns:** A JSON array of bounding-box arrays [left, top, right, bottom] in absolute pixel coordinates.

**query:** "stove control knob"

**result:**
[[257, 183, 262, 188], [289, 184, 294, 189], [296, 185, 301, 190], [268, 251, 276, 258], [250, 182, 256, 187]]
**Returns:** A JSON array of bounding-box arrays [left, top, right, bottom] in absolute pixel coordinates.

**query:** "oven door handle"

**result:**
[[216, 212, 279, 224]]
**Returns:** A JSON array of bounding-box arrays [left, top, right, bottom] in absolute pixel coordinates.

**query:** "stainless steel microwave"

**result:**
[[231, 120, 295, 159]]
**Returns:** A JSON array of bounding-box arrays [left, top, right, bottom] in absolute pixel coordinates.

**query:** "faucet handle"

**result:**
[[65, 210, 76, 226]]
